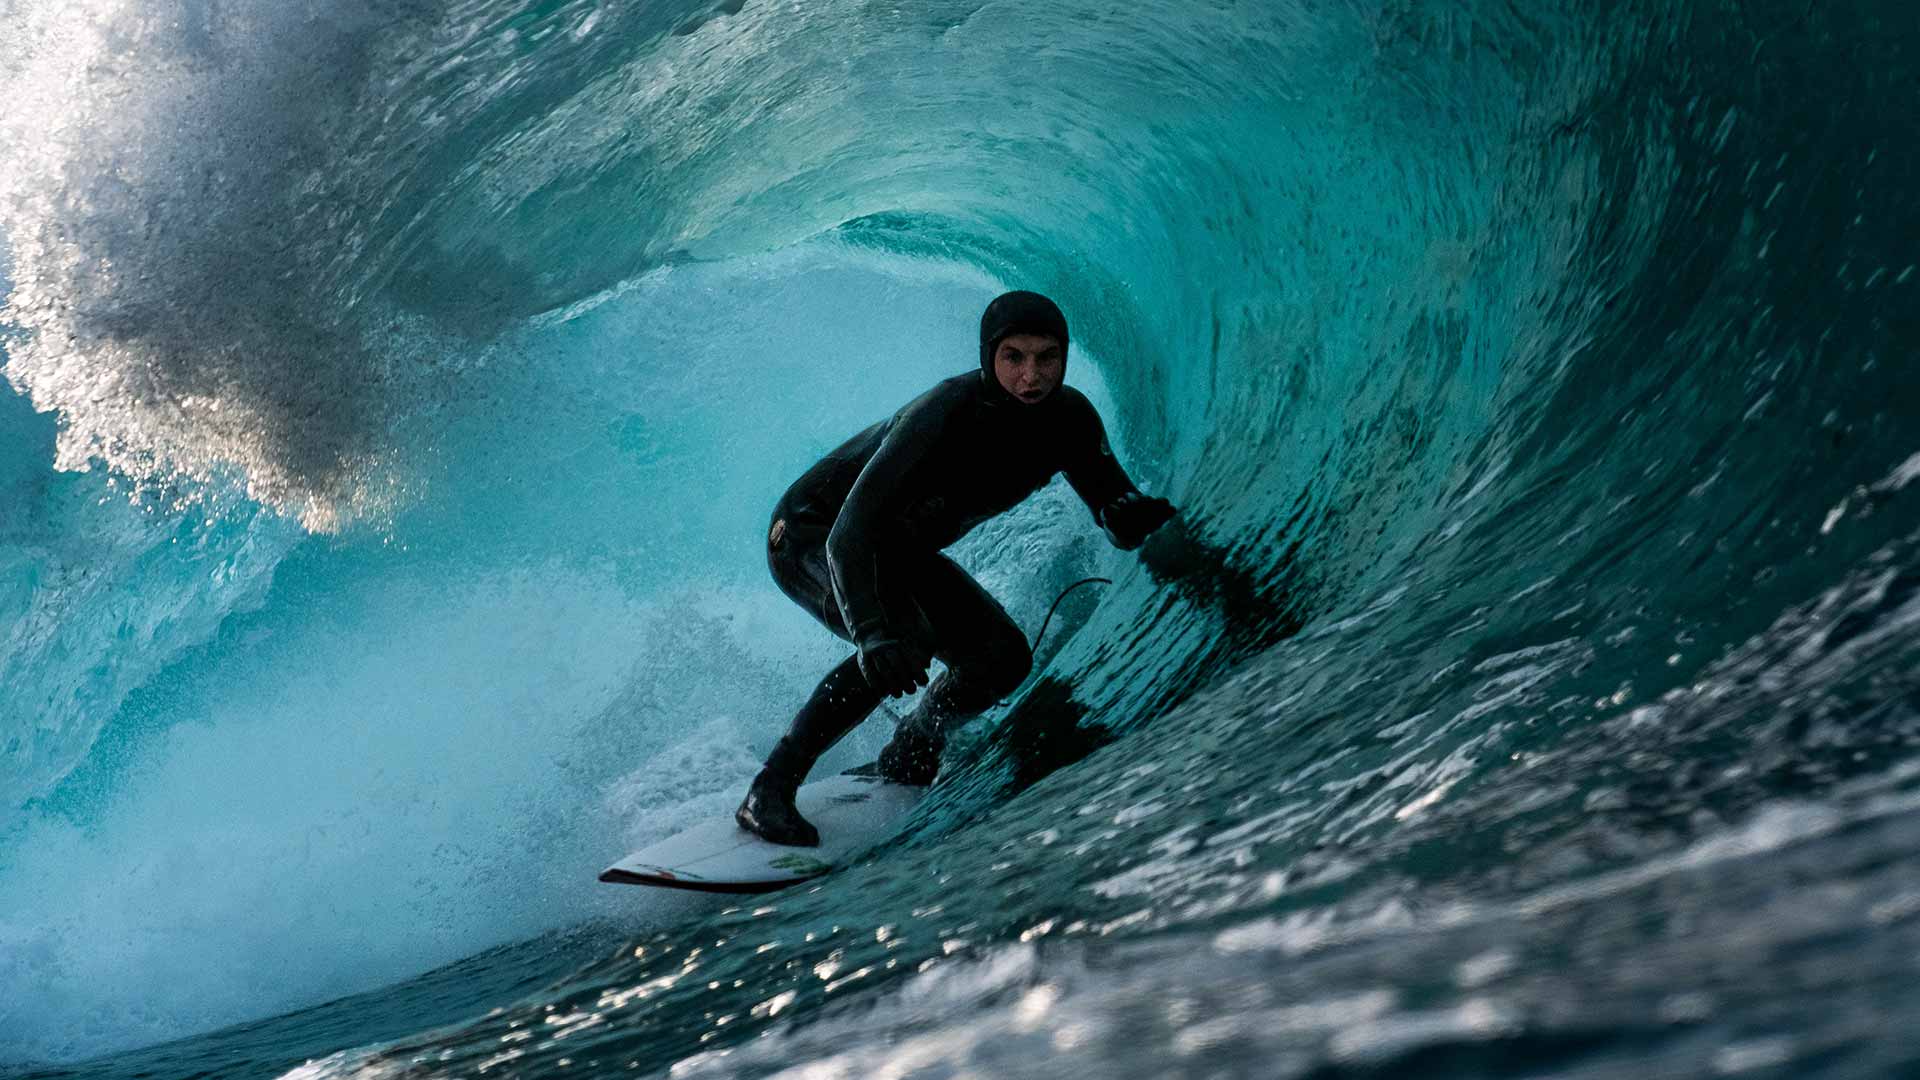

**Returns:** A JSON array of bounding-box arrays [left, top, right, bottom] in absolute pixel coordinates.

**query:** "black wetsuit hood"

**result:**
[[978, 290, 1070, 405]]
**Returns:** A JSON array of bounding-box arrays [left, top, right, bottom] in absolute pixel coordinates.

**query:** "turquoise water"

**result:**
[[4, 1, 1920, 1076]]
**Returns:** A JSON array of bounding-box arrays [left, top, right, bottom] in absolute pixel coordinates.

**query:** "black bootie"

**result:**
[[736, 767, 819, 847]]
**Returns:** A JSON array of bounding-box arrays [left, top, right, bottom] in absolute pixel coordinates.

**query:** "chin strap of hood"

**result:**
[[978, 290, 1070, 405]]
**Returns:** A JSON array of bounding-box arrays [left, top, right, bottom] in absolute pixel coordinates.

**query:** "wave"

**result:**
[[3, 0, 1919, 1072]]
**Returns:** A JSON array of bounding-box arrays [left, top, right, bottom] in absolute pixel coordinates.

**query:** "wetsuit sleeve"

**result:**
[[827, 385, 963, 643], [1062, 394, 1139, 523]]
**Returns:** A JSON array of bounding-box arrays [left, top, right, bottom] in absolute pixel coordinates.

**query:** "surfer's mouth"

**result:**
[[1015, 388, 1049, 403]]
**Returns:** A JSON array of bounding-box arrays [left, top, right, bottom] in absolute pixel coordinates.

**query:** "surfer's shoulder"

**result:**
[[888, 373, 975, 429], [1053, 383, 1095, 413], [934, 371, 984, 400], [909, 373, 981, 412], [1051, 384, 1104, 430]]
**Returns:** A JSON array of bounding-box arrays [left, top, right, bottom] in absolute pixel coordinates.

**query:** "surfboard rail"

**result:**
[[600, 770, 925, 894], [597, 866, 820, 893]]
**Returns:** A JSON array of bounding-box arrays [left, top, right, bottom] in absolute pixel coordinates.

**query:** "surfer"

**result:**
[[738, 290, 1176, 846]]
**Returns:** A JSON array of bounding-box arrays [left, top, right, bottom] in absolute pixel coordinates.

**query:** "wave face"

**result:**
[[5, 0, 1920, 1075]]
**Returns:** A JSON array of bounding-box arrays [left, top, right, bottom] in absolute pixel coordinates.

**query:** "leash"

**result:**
[[1029, 576, 1113, 654], [986, 576, 1113, 707]]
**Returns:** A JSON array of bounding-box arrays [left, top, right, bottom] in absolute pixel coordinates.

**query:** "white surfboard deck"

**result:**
[[600, 770, 927, 894]]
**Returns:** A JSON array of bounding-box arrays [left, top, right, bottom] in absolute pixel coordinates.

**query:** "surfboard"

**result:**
[[599, 770, 926, 893]]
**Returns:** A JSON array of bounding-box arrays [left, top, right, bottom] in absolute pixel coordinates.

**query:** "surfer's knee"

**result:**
[[970, 629, 1032, 699], [1007, 634, 1034, 686]]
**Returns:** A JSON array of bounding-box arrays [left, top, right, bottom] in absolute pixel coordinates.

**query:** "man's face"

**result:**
[[992, 334, 1065, 405]]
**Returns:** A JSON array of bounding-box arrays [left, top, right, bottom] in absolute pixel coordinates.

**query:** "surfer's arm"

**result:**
[[1060, 391, 1136, 512], [827, 385, 961, 642], [1061, 393, 1175, 550]]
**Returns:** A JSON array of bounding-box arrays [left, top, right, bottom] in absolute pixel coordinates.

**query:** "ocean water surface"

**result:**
[[4, 1, 1920, 1076]]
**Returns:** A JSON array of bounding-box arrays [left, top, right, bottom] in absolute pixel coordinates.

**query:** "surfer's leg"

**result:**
[[740, 525, 881, 845], [764, 654, 884, 779], [916, 553, 1034, 716], [763, 530, 887, 760], [765, 518, 852, 640], [876, 555, 1032, 784], [737, 653, 881, 846]]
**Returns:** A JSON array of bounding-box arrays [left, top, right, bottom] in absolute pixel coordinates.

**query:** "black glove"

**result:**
[[1101, 491, 1177, 550], [857, 637, 934, 698]]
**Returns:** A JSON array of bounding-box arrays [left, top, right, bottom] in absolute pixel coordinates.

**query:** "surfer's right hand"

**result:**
[[858, 637, 933, 697]]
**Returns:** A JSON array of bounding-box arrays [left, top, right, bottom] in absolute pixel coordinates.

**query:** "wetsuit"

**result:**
[[738, 289, 1174, 846], [761, 371, 1138, 777]]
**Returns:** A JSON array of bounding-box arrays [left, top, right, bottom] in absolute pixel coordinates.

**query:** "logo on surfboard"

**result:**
[[767, 854, 832, 875]]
